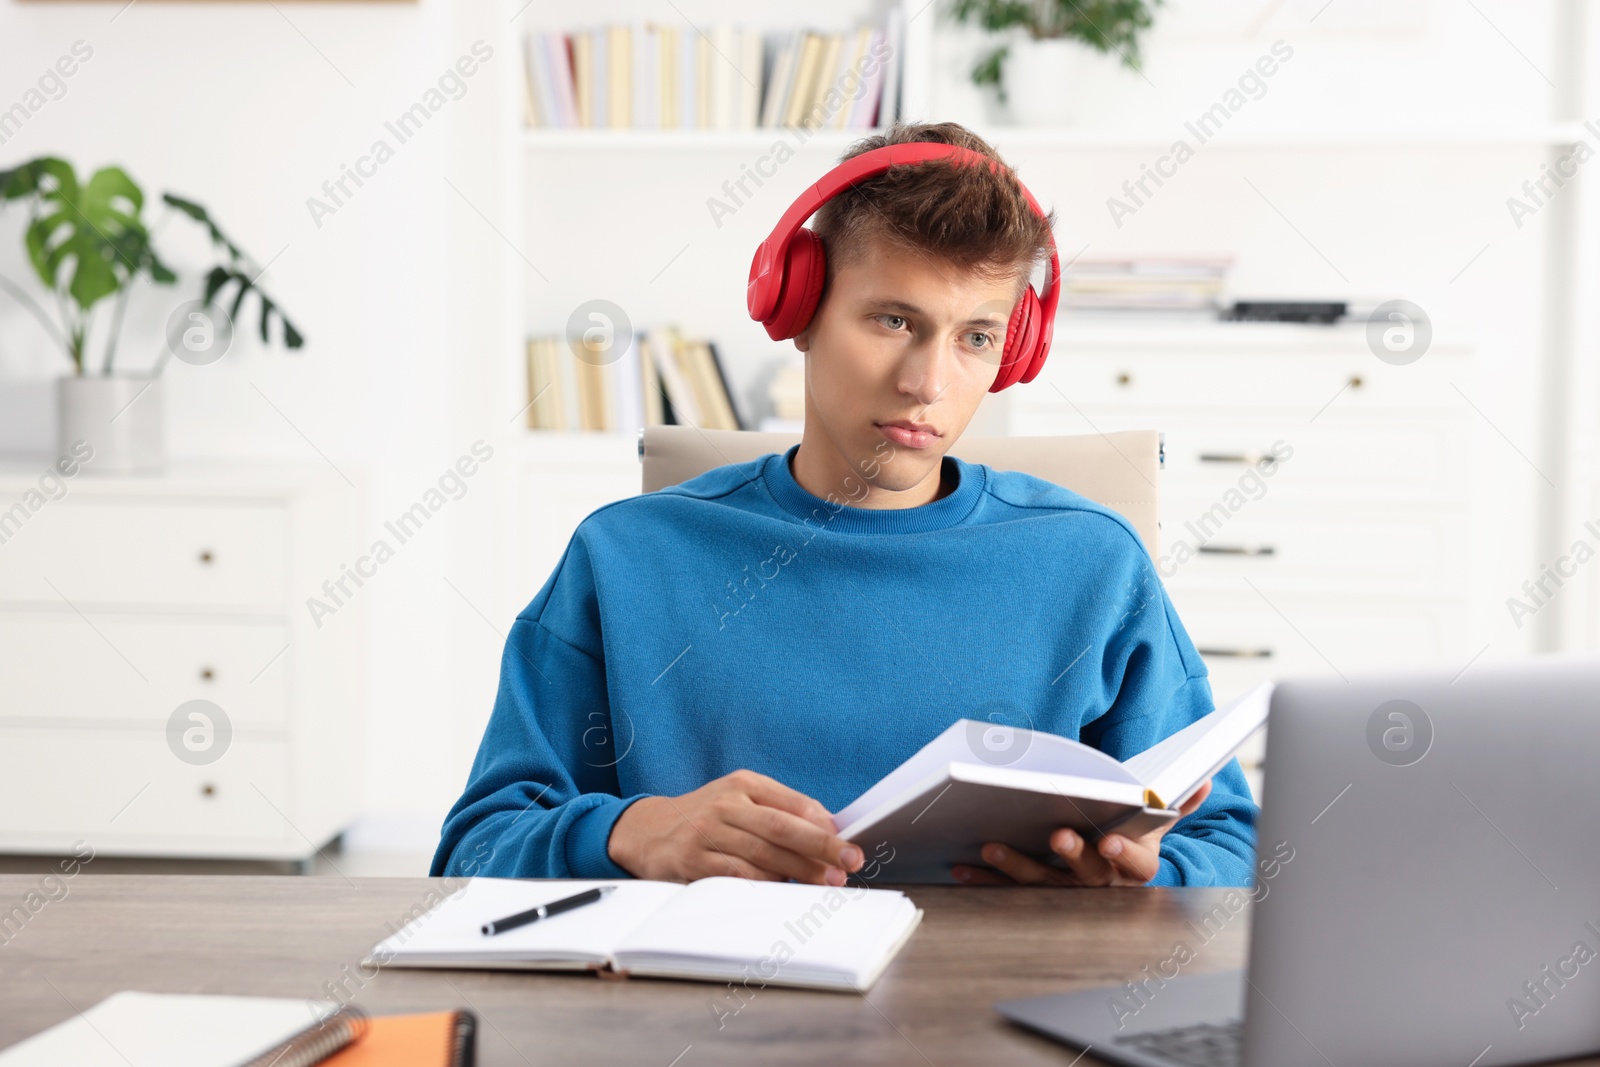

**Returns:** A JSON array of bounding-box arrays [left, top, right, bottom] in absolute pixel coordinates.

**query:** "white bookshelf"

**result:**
[[491, 0, 1598, 664]]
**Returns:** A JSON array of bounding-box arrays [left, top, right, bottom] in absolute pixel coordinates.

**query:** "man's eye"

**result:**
[[969, 332, 996, 349], [876, 314, 907, 331]]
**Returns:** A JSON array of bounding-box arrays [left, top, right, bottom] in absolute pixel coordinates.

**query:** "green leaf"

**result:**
[[162, 192, 245, 263], [202, 265, 231, 306], [227, 272, 250, 323], [2, 157, 151, 315], [257, 293, 274, 344]]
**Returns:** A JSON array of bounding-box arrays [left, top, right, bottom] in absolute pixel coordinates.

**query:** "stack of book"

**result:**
[[1061, 255, 1234, 312], [521, 9, 907, 131], [525, 325, 743, 433]]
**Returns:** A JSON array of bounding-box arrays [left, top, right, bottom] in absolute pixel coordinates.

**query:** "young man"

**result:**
[[431, 122, 1258, 888]]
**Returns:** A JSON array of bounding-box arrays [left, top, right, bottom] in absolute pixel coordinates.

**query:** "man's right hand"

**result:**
[[607, 769, 865, 886]]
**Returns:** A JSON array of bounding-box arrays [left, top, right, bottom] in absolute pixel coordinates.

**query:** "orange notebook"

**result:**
[[318, 1010, 475, 1067]]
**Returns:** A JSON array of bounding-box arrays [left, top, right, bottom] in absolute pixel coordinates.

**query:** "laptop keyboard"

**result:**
[[1113, 1019, 1243, 1067]]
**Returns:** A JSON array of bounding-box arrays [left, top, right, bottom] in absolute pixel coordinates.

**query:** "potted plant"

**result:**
[[949, 0, 1163, 126], [0, 157, 304, 473]]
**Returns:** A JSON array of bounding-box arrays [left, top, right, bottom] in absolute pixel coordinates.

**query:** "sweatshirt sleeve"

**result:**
[[1078, 547, 1261, 888], [429, 530, 648, 880]]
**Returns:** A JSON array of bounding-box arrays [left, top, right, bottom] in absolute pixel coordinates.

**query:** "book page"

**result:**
[[833, 718, 1136, 829], [612, 878, 919, 988], [370, 878, 682, 966], [0, 992, 341, 1067], [1122, 681, 1274, 807]]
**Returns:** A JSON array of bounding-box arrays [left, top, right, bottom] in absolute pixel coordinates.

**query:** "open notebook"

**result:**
[[369, 877, 921, 993], [833, 682, 1273, 882]]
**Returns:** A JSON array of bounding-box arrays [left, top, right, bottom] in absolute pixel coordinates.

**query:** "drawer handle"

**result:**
[[199, 667, 216, 682], [1197, 647, 1274, 659], [1115, 372, 1132, 387], [1198, 452, 1278, 467], [198, 549, 215, 565], [1197, 544, 1277, 557], [200, 783, 217, 798]]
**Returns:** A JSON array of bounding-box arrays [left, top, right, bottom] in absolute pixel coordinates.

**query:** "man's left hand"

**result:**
[[951, 779, 1213, 886]]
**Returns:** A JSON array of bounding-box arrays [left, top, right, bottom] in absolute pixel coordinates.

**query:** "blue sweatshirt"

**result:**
[[431, 443, 1259, 886]]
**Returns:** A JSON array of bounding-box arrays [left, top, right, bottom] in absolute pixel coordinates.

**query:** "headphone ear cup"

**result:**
[[992, 286, 1040, 392], [1017, 282, 1051, 385], [763, 229, 826, 340]]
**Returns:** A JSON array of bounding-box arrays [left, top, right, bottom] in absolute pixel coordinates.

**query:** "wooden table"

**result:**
[[13, 875, 1600, 1066], [0, 875, 1274, 1064]]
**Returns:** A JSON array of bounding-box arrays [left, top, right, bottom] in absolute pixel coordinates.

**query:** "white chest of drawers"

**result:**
[[1007, 321, 1485, 788], [0, 461, 362, 864]]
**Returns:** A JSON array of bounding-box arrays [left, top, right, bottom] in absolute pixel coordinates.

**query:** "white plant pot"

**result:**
[[1001, 36, 1129, 127], [56, 375, 164, 475]]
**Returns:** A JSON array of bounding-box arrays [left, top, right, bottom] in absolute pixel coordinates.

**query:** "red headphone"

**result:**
[[746, 142, 1060, 392]]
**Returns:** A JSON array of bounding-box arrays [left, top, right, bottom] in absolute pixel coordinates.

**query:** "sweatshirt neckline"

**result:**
[[761, 443, 985, 535]]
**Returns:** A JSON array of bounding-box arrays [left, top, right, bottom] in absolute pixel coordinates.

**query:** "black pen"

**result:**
[[481, 885, 616, 936]]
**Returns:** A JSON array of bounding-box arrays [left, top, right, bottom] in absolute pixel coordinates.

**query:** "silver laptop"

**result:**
[[996, 655, 1600, 1067]]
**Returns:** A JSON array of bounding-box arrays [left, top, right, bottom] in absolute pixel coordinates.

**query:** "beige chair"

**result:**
[[638, 426, 1163, 560]]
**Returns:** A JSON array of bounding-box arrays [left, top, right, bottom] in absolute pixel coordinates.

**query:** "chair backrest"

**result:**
[[639, 426, 1162, 560]]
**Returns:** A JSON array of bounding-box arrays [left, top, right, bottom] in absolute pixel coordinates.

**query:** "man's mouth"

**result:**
[[874, 420, 941, 450]]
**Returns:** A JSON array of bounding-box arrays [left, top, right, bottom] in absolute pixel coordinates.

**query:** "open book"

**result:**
[[368, 877, 922, 993], [833, 682, 1273, 882]]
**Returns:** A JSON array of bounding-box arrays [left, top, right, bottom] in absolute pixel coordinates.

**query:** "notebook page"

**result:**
[[370, 878, 682, 966], [834, 718, 1136, 828], [612, 878, 918, 987], [0, 991, 339, 1067], [1122, 681, 1273, 806]]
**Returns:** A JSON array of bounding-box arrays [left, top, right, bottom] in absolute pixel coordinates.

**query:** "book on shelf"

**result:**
[[1062, 254, 1235, 312], [525, 325, 744, 434], [521, 6, 907, 131]]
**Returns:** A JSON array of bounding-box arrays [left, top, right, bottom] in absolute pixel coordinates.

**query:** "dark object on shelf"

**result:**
[[705, 341, 745, 430], [1220, 300, 1347, 325]]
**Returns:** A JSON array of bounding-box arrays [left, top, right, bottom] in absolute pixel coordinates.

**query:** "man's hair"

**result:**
[[810, 121, 1058, 310]]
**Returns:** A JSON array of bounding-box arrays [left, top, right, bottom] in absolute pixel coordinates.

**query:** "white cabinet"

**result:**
[[0, 463, 362, 863], [1009, 322, 1484, 792]]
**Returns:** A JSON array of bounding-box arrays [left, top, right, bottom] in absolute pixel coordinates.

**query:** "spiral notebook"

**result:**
[[0, 991, 364, 1067]]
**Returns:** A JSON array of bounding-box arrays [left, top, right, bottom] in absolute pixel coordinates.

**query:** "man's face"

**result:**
[[794, 236, 1019, 498]]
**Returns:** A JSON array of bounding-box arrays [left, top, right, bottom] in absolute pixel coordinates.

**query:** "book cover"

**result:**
[[880, 6, 904, 126], [852, 28, 886, 128], [785, 33, 823, 129], [547, 32, 579, 127], [531, 34, 550, 127], [678, 24, 697, 129], [760, 29, 800, 129], [571, 32, 593, 127], [701, 341, 744, 430], [656, 24, 678, 129], [648, 327, 702, 427], [738, 28, 763, 129], [807, 33, 842, 129], [641, 335, 666, 426], [591, 27, 608, 128], [631, 23, 656, 129], [608, 24, 631, 128]]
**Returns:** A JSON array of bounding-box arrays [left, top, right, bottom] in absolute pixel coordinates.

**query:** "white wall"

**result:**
[[0, 0, 513, 843]]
